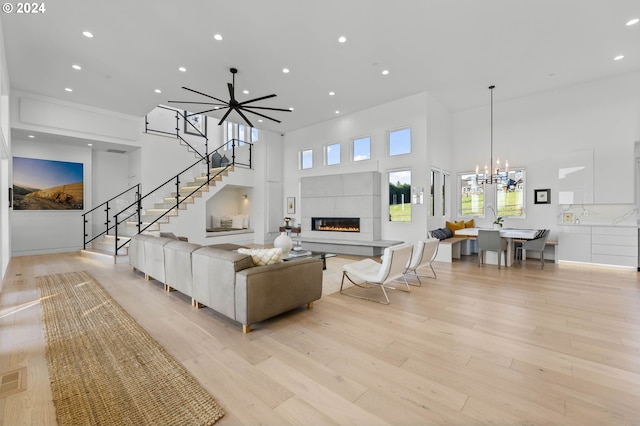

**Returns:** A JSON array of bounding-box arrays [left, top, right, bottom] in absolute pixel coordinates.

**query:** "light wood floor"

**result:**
[[1, 252, 640, 425]]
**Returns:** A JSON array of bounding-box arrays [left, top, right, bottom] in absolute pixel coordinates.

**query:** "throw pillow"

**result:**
[[465, 219, 475, 228], [431, 229, 447, 240], [445, 220, 465, 232], [442, 227, 453, 239], [237, 248, 282, 266], [220, 219, 233, 229], [211, 215, 221, 228], [231, 215, 244, 229]]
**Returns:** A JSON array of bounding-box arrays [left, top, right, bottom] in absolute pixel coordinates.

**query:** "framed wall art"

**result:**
[[534, 189, 551, 204], [287, 197, 295, 214], [12, 157, 84, 210], [184, 112, 207, 136]]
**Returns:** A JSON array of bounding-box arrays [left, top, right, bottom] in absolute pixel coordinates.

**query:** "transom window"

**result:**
[[301, 149, 313, 170], [389, 127, 411, 156], [326, 143, 341, 166], [353, 136, 371, 162]]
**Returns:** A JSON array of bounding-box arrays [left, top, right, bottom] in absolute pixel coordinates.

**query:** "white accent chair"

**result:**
[[340, 243, 414, 304], [516, 229, 550, 269], [404, 238, 439, 284], [477, 230, 508, 269]]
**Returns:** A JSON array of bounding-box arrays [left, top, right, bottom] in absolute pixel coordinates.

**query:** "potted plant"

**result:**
[[283, 217, 292, 228], [493, 216, 504, 229]]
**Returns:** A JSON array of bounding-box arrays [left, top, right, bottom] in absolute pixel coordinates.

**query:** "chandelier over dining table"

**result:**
[[476, 85, 508, 184]]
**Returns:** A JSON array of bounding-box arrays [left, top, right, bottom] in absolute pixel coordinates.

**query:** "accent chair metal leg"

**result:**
[[340, 271, 390, 305]]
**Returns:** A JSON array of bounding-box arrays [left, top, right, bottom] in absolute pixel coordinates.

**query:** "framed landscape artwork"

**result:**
[[12, 157, 84, 210]]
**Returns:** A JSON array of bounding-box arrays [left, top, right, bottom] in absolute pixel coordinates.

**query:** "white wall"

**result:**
[[0, 18, 11, 282], [451, 71, 640, 235], [283, 92, 439, 244]]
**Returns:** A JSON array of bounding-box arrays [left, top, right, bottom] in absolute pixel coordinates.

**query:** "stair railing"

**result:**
[[146, 106, 208, 160], [112, 139, 252, 255], [82, 184, 140, 249]]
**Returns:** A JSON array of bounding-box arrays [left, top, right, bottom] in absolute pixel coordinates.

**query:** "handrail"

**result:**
[[82, 184, 140, 249], [146, 105, 208, 160]]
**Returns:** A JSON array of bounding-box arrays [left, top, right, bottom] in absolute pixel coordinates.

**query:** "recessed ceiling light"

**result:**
[[338, 36, 347, 43], [213, 34, 223, 41], [282, 68, 290, 74], [82, 31, 93, 38], [614, 55, 625, 61], [329, 91, 335, 96], [626, 18, 639, 26], [381, 69, 390, 75], [88, 143, 93, 147], [289, 107, 294, 111], [28, 134, 35, 138], [258, 119, 263, 123], [243, 89, 249, 94], [154, 89, 162, 93], [72, 64, 82, 70], [335, 110, 340, 114], [178, 66, 187, 72], [64, 87, 73, 92]]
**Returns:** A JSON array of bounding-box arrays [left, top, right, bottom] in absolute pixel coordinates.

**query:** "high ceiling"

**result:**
[[2, 0, 639, 135]]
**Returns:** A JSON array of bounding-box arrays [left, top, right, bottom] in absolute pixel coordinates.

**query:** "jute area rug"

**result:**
[[37, 271, 224, 426]]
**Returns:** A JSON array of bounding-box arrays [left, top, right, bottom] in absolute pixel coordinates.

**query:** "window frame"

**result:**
[[300, 148, 313, 170], [325, 142, 341, 166], [388, 127, 412, 157], [352, 135, 371, 162], [388, 169, 412, 222]]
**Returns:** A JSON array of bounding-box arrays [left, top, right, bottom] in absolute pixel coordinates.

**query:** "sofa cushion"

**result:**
[[431, 228, 447, 240], [446, 220, 465, 232], [465, 219, 475, 228], [238, 248, 282, 266]]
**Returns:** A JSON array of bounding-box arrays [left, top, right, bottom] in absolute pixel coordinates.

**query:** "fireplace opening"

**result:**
[[312, 217, 360, 232]]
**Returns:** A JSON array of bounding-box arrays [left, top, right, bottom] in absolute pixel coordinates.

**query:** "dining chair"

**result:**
[[477, 229, 508, 269], [340, 243, 413, 304], [516, 229, 550, 269], [404, 238, 439, 284]]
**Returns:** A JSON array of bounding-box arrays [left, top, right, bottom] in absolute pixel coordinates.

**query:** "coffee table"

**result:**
[[282, 250, 336, 270]]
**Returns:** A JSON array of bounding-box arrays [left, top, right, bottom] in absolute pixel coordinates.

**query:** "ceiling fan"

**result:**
[[168, 67, 290, 128]]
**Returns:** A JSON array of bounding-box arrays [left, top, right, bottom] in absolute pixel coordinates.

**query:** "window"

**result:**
[[326, 143, 341, 166], [388, 170, 411, 222], [301, 149, 313, 170], [224, 120, 258, 149], [442, 172, 449, 217], [496, 169, 525, 217], [389, 127, 411, 156], [353, 136, 371, 162], [429, 170, 436, 217], [459, 172, 484, 217]]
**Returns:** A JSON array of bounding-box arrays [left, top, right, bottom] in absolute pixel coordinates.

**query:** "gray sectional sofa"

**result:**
[[128, 234, 323, 332]]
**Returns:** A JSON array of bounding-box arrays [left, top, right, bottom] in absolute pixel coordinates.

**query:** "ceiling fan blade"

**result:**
[[191, 106, 230, 116], [181, 87, 228, 104], [228, 83, 236, 103], [239, 94, 277, 106], [167, 101, 227, 106], [239, 107, 282, 123], [217, 108, 234, 126], [242, 105, 292, 112], [234, 108, 254, 127]]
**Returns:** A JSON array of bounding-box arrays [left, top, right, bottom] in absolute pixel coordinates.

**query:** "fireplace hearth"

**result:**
[[312, 217, 360, 233]]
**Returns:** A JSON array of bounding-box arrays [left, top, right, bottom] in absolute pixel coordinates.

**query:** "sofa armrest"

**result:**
[[234, 257, 323, 326]]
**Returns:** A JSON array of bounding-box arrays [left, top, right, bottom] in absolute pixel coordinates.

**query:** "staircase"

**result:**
[[81, 165, 234, 263]]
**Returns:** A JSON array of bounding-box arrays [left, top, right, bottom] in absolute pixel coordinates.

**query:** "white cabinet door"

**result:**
[[558, 226, 591, 263], [591, 226, 637, 268]]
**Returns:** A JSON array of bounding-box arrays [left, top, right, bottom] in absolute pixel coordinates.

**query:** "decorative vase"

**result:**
[[274, 232, 293, 255], [211, 152, 222, 168], [493, 224, 501, 230]]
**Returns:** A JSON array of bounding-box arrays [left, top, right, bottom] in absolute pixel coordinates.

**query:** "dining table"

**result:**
[[454, 227, 539, 267]]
